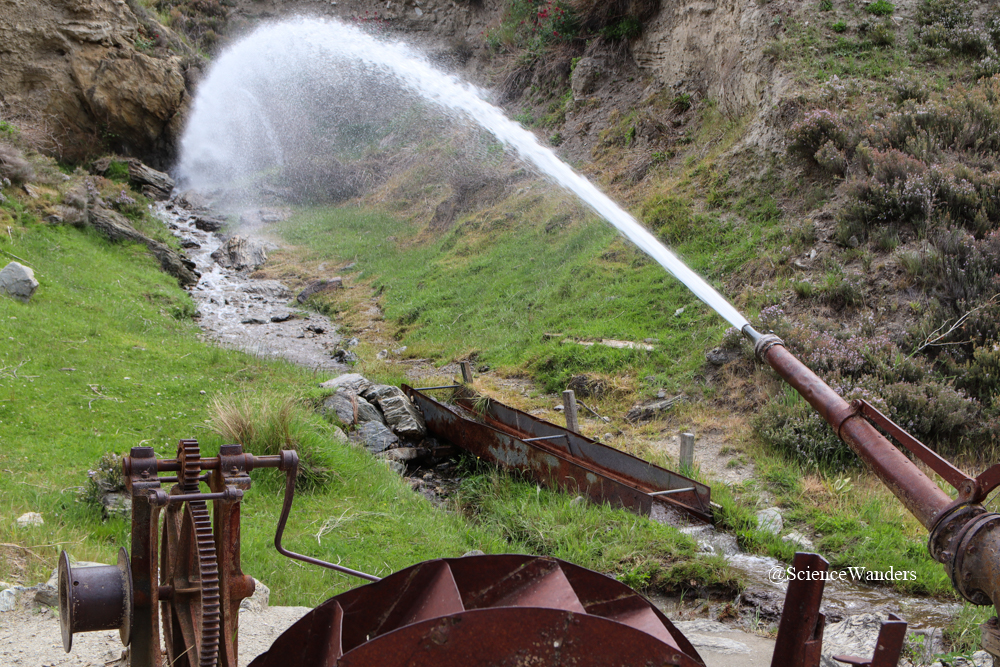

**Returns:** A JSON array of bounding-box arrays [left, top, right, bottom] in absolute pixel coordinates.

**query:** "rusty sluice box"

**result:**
[[403, 384, 712, 523]]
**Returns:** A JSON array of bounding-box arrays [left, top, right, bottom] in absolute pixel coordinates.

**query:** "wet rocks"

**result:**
[[0, 262, 38, 302], [211, 236, 268, 272], [296, 278, 343, 303], [192, 214, 226, 232], [819, 614, 888, 667]]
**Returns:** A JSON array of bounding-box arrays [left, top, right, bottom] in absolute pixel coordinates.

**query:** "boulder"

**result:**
[[379, 446, 430, 463], [211, 236, 267, 272], [192, 214, 225, 232], [322, 389, 383, 426], [0, 262, 39, 302], [379, 395, 427, 438], [355, 421, 398, 453], [127, 160, 174, 199], [88, 205, 199, 286], [361, 384, 405, 404], [296, 278, 343, 303], [320, 373, 373, 395], [16, 512, 43, 527]]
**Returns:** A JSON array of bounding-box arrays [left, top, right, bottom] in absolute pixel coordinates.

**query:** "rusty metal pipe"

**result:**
[[743, 324, 1000, 642], [742, 325, 952, 528]]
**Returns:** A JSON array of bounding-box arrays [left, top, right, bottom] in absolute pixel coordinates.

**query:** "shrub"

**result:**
[[788, 109, 850, 160], [832, 20, 848, 32], [867, 0, 894, 16], [815, 140, 848, 175], [0, 142, 34, 184]]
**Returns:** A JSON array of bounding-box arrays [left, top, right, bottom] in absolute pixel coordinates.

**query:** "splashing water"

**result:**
[[177, 17, 749, 329]]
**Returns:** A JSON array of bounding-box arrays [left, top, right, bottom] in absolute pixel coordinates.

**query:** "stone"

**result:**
[[100, 492, 132, 520], [270, 311, 295, 323], [296, 278, 343, 303], [571, 57, 604, 99], [240, 578, 270, 612], [624, 396, 682, 423], [820, 614, 890, 667], [88, 205, 199, 286], [567, 374, 607, 398], [322, 389, 384, 426], [462, 550, 486, 557], [0, 588, 17, 612], [211, 236, 267, 272], [333, 349, 358, 364], [0, 262, 38, 302], [16, 512, 43, 527], [361, 384, 405, 404], [356, 420, 398, 453], [379, 446, 429, 463], [782, 530, 814, 550], [756, 507, 783, 535], [34, 584, 58, 608], [706, 346, 740, 366], [320, 373, 373, 395], [385, 460, 406, 475], [380, 395, 427, 438], [972, 651, 994, 667], [127, 162, 173, 198], [192, 214, 225, 232]]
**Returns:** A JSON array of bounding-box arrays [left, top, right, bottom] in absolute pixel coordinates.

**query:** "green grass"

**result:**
[[274, 177, 780, 393], [0, 191, 735, 604]]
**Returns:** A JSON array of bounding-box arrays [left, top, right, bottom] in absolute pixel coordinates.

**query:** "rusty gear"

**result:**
[[161, 440, 222, 667]]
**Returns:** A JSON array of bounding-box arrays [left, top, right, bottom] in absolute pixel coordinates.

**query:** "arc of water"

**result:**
[[178, 18, 749, 329]]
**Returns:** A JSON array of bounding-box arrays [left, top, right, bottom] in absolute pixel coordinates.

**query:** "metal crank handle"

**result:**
[[272, 450, 381, 582]]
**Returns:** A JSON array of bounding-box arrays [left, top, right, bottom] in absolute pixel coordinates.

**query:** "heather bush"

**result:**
[[935, 228, 1000, 307], [788, 109, 850, 163], [814, 141, 848, 175], [0, 142, 34, 184]]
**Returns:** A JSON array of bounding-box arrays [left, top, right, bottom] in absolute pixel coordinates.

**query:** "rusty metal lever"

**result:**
[[273, 449, 381, 583]]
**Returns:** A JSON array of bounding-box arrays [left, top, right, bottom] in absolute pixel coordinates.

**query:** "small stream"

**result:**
[[156, 199, 349, 372], [680, 524, 959, 631]]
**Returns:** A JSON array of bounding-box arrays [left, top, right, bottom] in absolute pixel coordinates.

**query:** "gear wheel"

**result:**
[[161, 440, 222, 667]]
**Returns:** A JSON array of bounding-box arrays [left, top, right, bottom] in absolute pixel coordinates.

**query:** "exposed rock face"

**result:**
[[0, 262, 39, 302], [0, 0, 194, 165], [633, 0, 783, 119]]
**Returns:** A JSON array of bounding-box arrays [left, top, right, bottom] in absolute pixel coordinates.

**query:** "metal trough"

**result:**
[[403, 384, 712, 523]]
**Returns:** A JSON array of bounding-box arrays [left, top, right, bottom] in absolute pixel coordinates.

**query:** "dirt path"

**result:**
[[0, 602, 310, 667]]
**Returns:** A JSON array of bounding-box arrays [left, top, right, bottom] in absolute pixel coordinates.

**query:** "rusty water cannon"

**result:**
[[743, 324, 1000, 658]]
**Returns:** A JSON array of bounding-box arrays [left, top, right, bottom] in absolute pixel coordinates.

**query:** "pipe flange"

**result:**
[[951, 511, 1000, 605], [754, 334, 785, 362]]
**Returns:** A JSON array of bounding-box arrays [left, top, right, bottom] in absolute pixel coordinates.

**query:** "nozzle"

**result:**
[[742, 324, 784, 361]]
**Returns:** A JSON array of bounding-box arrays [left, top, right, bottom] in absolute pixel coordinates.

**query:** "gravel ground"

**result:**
[[0, 602, 310, 667]]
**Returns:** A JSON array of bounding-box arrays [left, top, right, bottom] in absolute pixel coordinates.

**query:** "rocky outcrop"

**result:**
[[88, 204, 199, 286], [633, 0, 784, 120], [0, 0, 197, 165]]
